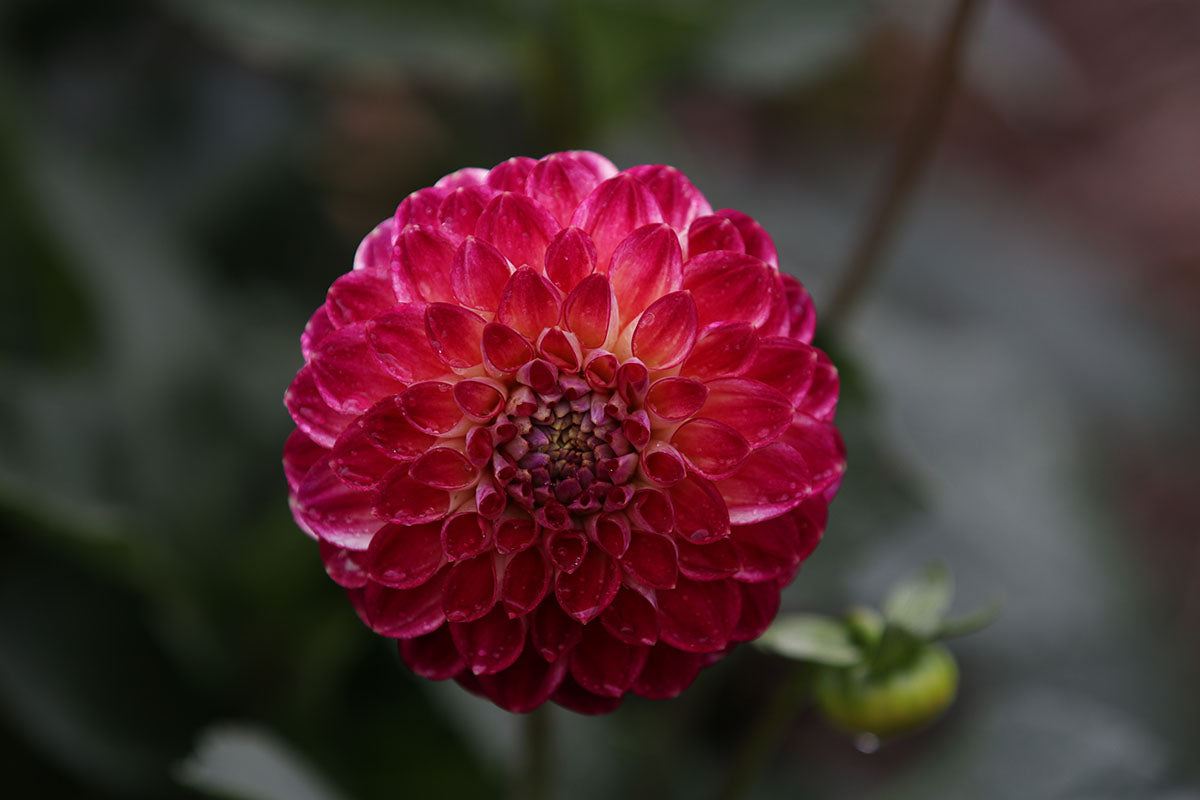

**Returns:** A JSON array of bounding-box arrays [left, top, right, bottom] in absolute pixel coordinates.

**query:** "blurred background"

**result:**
[[2, 0, 1199, 797]]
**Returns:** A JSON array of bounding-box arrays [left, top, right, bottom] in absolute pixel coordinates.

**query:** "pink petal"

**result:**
[[481, 322, 534, 376], [681, 251, 775, 328], [399, 381, 463, 435], [569, 624, 649, 697], [793, 498, 828, 563], [680, 322, 759, 380], [395, 187, 449, 229], [797, 350, 839, 421], [475, 475, 506, 519], [295, 456, 383, 549], [700, 378, 792, 447], [563, 273, 616, 349], [730, 512, 803, 583], [361, 568, 448, 638], [425, 303, 485, 369], [632, 645, 705, 699], [550, 675, 623, 715], [453, 378, 505, 422], [589, 512, 631, 558], [398, 626, 465, 680], [475, 646, 568, 713], [283, 428, 325, 493], [450, 605, 527, 675], [781, 273, 816, 343], [438, 186, 492, 243], [715, 209, 778, 268], [527, 152, 612, 226], [758, 274, 792, 337], [495, 516, 540, 554], [531, 599, 583, 662], [544, 227, 598, 294], [569, 174, 664, 271], [358, 395, 437, 459], [436, 167, 489, 189], [547, 529, 588, 574], [311, 323, 405, 415], [600, 586, 658, 646], [410, 447, 478, 490], [582, 350, 618, 391], [638, 440, 687, 487], [537, 328, 582, 372], [367, 521, 444, 589], [625, 164, 713, 231], [631, 291, 699, 370], [628, 488, 674, 535], [367, 304, 449, 384], [676, 537, 739, 580], [394, 224, 456, 302], [686, 214, 745, 260], [667, 473, 731, 544], [353, 217, 397, 275], [644, 378, 707, 424], [375, 464, 451, 525], [779, 414, 846, 495], [451, 236, 512, 312], [285, 365, 355, 448], [742, 337, 818, 406], [486, 156, 536, 191], [656, 577, 741, 653], [443, 553, 498, 622], [715, 442, 812, 525], [319, 540, 370, 589], [501, 547, 551, 617], [617, 360, 650, 406], [620, 531, 678, 590], [497, 267, 561, 339], [555, 547, 620, 624], [326, 269, 398, 328], [330, 420, 399, 489], [609, 223, 683, 323], [301, 305, 335, 361], [731, 580, 783, 642], [476, 191, 558, 270]]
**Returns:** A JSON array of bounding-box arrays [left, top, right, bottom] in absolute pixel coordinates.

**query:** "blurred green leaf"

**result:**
[[178, 723, 350, 800], [756, 613, 863, 666], [937, 596, 1004, 639], [883, 560, 953, 638]]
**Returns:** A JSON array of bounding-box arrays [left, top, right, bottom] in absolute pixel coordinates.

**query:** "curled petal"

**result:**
[[547, 529, 588, 574], [638, 440, 687, 487], [495, 516, 539, 554], [600, 586, 658, 647], [400, 381, 463, 435], [588, 512, 631, 558], [362, 569, 448, 638], [570, 174, 664, 271], [632, 645, 705, 699], [544, 227, 598, 294], [569, 625, 649, 697], [625, 164, 712, 231], [451, 237, 512, 312], [715, 208, 778, 268], [620, 531, 678, 590], [715, 442, 812, 525], [645, 377, 707, 423], [555, 547, 620, 624], [631, 291, 699, 370], [326, 270, 397, 328], [686, 215, 745, 259], [295, 456, 383, 549], [353, 217, 397, 275], [454, 378, 505, 422], [682, 251, 775, 328], [609, 223, 683, 323], [411, 447, 478, 490], [450, 606, 526, 675], [497, 268, 561, 339], [486, 156, 537, 191], [628, 488, 674, 535], [582, 350, 618, 391], [443, 553, 498, 622], [564, 273, 616, 350], [368, 521, 443, 589], [375, 464, 451, 525], [671, 417, 750, 481], [551, 675, 623, 715], [367, 305, 448, 384], [425, 303, 485, 369], [330, 421, 399, 489], [680, 322, 759, 380], [656, 577, 741, 653], [537, 328, 583, 372], [616, 360, 650, 406], [311, 323, 405, 415], [394, 225, 456, 302], [481, 322, 534, 376], [399, 626, 465, 680], [501, 547, 551, 617], [359, 396, 437, 459], [667, 473, 730, 544], [476, 191, 558, 269], [285, 365, 356, 448], [475, 647, 568, 713], [700, 378, 793, 447]]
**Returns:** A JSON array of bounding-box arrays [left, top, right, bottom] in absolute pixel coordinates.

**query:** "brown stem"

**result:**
[[824, 0, 987, 332]]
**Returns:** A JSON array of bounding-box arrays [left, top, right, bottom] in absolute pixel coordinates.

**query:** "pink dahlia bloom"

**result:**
[[284, 152, 845, 714]]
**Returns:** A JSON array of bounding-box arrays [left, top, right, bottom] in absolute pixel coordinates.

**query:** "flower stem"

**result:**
[[519, 706, 552, 800], [824, 0, 987, 332], [712, 663, 814, 800]]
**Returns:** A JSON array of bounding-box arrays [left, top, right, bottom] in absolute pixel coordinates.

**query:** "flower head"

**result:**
[[284, 151, 845, 713]]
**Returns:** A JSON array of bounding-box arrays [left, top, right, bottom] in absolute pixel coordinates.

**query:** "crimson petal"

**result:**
[[609, 223, 683, 323], [544, 226, 598, 294], [398, 626, 465, 680], [450, 606, 526, 675], [361, 568, 448, 638], [476, 191, 558, 270], [563, 273, 616, 349], [531, 599, 583, 662], [656, 577, 741, 653], [311, 323, 405, 415], [475, 647, 568, 713], [326, 269, 397, 328], [570, 174, 663, 271], [731, 579, 783, 642], [394, 224, 456, 302], [497, 268, 561, 339], [620, 531, 678, 590], [631, 644, 706, 699], [555, 547, 620, 624], [631, 291, 698, 370], [367, 304, 448, 384], [451, 237, 512, 312], [715, 208, 778, 268], [285, 362, 354, 446], [670, 418, 751, 480], [425, 303, 485, 369], [667, 473, 731, 544], [443, 553, 498, 622], [700, 378, 793, 447], [295, 456, 383, 549], [368, 521, 443, 589], [716, 442, 813, 525], [501, 547, 551, 618], [600, 586, 659, 646], [682, 251, 775, 328], [625, 164, 712, 231], [680, 322, 759, 381], [569, 624, 649, 697]]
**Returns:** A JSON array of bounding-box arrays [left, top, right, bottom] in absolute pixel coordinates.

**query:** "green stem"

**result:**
[[713, 663, 814, 800], [824, 0, 987, 332], [518, 706, 552, 800]]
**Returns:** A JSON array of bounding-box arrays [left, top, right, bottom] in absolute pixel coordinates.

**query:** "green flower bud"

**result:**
[[814, 642, 959, 740]]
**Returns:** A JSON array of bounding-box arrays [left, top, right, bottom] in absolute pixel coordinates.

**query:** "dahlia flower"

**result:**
[[283, 151, 845, 714]]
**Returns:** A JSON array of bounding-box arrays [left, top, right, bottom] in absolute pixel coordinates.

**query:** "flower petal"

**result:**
[[399, 381, 463, 435], [544, 226, 598, 294], [450, 606, 526, 675], [620, 531, 678, 590], [779, 414, 846, 495], [686, 214, 745, 260], [453, 378, 505, 422], [330, 420, 399, 488], [700, 378, 793, 447], [675, 537, 739, 581], [609, 223, 683, 323], [527, 151, 612, 226], [475, 646, 568, 713], [797, 350, 839, 421], [631, 291, 699, 370], [358, 395, 437, 459], [715, 442, 812, 525], [326, 269, 397, 328], [570, 174, 664, 271], [367, 304, 449, 384], [555, 547, 620, 624], [563, 273, 617, 350], [476, 191, 558, 270], [600, 586, 658, 646], [497, 267, 561, 339], [436, 167, 489, 189], [301, 305, 335, 361], [441, 512, 493, 561], [729, 512, 804, 583], [443, 553, 498, 622], [501, 547, 551, 618], [715, 208, 778, 268], [550, 675, 623, 715], [283, 428, 325, 493], [395, 187, 449, 228], [495, 516, 539, 555], [667, 473, 730, 544], [531, 599, 583, 662], [731, 579, 783, 642], [311, 323, 405, 415], [361, 568, 448, 638], [353, 217, 397, 275], [319, 540, 370, 588], [398, 626, 465, 680], [681, 251, 775, 328], [367, 521, 444, 589], [285, 365, 356, 448], [451, 236, 512, 312], [411, 447, 478, 490], [680, 322, 759, 380], [486, 156, 536, 191], [438, 186, 492, 243], [644, 377, 707, 423], [656, 577, 741, 653], [781, 273, 816, 343], [670, 413, 752, 481], [481, 322, 534, 376], [569, 625, 649, 697], [375, 464, 452, 525], [638, 440, 687, 487], [628, 488, 674, 536], [742, 337, 817, 406], [625, 164, 712, 231], [632, 645, 705, 699], [295, 456, 383, 549], [425, 303, 485, 369], [394, 224, 456, 302]]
